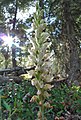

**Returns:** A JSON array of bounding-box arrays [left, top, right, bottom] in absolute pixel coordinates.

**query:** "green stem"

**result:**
[[39, 95, 45, 120], [40, 104, 44, 120], [7, 109, 17, 120]]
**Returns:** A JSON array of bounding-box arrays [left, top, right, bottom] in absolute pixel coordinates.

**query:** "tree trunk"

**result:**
[[13, 0, 17, 30], [12, 44, 17, 67], [12, 0, 18, 67], [62, 0, 80, 85]]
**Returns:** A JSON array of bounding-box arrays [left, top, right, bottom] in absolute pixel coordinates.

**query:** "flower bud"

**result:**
[[30, 95, 38, 103], [39, 101, 42, 106], [38, 111, 42, 118]]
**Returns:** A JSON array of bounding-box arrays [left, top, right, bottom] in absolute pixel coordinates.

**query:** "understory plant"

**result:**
[[28, 4, 54, 120]]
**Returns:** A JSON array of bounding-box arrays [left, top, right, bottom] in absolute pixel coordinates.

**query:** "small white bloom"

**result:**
[[41, 32, 49, 42], [37, 90, 41, 95], [31, 79, 37, 86]]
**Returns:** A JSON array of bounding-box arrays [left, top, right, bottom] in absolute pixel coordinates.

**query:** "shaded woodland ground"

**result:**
[[0, 0, 81, 120]]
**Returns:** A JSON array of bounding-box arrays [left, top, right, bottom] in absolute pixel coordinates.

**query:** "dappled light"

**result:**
[[0, 0, 81, 120], [0, 33, 13, 47]]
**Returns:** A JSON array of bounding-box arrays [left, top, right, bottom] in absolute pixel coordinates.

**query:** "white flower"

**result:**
[[41, 32, 49, 42], [40, 19, 45, 24], [37, 90, 41, 95], [45, 75, 54, 83], [44, 84, 54, 90], [43, 91, 51, 98], [28, 70, 34, 77], [31, 79, 37, 86], [37, 23, 46, 33]]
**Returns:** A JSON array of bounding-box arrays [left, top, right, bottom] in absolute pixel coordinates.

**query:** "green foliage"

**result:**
[[1, 81, 37, 120], [1, 81, 81, 119], [50, 84, 81, 117]]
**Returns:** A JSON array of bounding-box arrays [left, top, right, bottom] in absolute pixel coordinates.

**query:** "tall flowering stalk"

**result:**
[[28, 4, 54, 120]]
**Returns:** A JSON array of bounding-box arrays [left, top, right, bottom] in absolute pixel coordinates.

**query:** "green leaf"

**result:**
[[3, 100, 11, 111]]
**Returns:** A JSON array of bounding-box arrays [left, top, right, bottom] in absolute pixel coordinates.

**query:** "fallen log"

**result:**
[[0, 66, 35, 75], [0, 75, 22, 84], [0, 66, 35, 84]]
